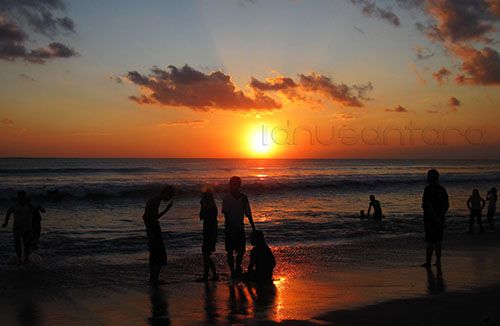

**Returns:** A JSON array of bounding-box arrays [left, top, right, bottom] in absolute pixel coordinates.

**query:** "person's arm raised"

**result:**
[[158, 201, 173, 219]]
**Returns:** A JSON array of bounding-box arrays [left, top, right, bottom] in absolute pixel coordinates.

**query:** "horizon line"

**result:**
[[1, 156, 499, 161]]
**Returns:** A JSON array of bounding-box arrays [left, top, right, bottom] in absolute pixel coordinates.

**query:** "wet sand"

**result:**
[[1, 227, 500, 325]]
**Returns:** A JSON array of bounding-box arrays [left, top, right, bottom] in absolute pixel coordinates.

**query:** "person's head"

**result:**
[[427, 169, 440, 184], [17, 190, 27, 204], [160, 185, 175, 201], [490, 187, 497, 196], [369, 195, 375, 202], [251, 230, 265, 246], [472, 188, 479, 197], [229, 176, 242, 193], [201, 188, 214, 204]]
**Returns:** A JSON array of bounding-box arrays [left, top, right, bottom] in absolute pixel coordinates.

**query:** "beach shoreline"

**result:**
[[1, 226, 500, 325]]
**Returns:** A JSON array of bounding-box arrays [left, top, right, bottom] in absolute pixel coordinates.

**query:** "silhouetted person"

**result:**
[[199, 188, 218, 281], [486, 187, 497, 229], [2, 191, 33, 264], [222, 176, 255, 278], [421, 169, 449, 267], [367, 195, 382, 221], [246, 231, 275, 282], [30, 201, 45, 250], [467, 189, 485, 234], [143, 186, 174, 285]]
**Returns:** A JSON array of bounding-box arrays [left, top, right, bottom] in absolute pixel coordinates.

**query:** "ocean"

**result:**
[[0, 158, 499, 264]]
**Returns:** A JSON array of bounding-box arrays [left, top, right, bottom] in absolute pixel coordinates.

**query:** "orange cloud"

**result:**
[[452, 46, 500, 85], [432, 67, 451, 85], [448, 96, 461, 112]]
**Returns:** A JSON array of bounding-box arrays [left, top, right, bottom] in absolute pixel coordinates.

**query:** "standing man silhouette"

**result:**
[[2, 191, 33, 264], [222, 176, 255, 278], [421, 169, 449, 268]]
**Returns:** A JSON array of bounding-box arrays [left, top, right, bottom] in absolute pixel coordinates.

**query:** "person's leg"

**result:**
[[469, 214, 474, 233], [227, 252, 235, 276], [22, 231, 31, 262], [478, 212, 484, 232], [150, 264, 161, 284], [487, 210, 493, 227], [14, 228, 22, 263], [208, 254, 217, 279], [235, 250, 244, 275], [423, 242, 433, 266], [435, 242, 442, 265], [203, 253, 210, 279]]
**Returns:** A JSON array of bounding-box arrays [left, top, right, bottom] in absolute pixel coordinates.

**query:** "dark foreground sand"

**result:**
[[1, 227, 500, 325]]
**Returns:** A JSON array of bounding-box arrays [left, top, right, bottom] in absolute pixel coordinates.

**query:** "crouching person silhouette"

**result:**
[[246, 231, 276, 283]]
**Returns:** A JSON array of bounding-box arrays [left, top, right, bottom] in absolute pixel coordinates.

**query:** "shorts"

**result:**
[[225, 228, 245, 253], [202, 236, 216, 254], [424, 219, 443, 243]]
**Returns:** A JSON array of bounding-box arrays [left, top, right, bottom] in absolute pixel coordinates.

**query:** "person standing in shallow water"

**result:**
[[421, 169, 449, 268], [143, 186, 174, 285], [2, 191, 33, 264], [30, 200, 46, 250], [467, 189, 485, 234], [367, 195, 383, 221], [486, 187, 497, 229], [222, 176, 256, 278], [199, 188, 219, 281]]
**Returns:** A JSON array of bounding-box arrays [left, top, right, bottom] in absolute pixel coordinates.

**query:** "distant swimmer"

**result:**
[[367, 195, 383, 221], [2, 191, 34, 264], [467, 189, 485, 234], [421, 169, 449, 268], [486, 187, 497, 229], [143, 186, 174, 286]]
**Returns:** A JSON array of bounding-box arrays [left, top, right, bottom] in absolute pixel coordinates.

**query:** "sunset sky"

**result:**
[[1, 0, 499, 158]]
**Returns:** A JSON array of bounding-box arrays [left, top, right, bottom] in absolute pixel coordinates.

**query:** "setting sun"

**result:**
[[248, 125, 274, 157]]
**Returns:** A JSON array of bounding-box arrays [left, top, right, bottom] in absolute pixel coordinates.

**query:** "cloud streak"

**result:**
[[158, 119, 208, 127], [350, 0, 401, 27], [250, 74, 373, 107], [385, 105, 408, 113]]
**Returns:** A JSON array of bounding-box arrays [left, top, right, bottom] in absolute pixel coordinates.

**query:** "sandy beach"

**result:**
[[1, 224, 500, 325]]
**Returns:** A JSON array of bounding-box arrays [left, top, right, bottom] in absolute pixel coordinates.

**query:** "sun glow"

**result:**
[[248, 125, 274, 157]]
